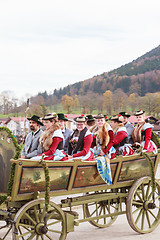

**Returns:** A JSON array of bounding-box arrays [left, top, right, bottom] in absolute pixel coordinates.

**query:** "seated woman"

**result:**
[[132, 110, 157, 153], [107, 114, 134, 159], [68, 115, 95, 161], [90, 113, 114, 157], [32, 113, 67, 161]]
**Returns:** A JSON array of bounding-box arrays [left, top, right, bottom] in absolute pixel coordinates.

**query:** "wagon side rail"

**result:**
[[8, 150, 160, 202]]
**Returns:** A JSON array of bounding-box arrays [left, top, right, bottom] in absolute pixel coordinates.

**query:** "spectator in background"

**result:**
[[21, 115, 43, 159]]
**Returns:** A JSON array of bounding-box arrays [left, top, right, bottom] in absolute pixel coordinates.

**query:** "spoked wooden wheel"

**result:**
[[85, 190, 120, 228], [12, 199, 67, 240], [0, 222, 12, 240], [127, 176, 160, 234]]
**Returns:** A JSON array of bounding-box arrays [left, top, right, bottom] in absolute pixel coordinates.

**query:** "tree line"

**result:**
[[1, 89, 160, 118]]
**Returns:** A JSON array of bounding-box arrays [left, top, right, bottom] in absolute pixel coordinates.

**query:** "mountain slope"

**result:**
[[53, 45, 160, 98]]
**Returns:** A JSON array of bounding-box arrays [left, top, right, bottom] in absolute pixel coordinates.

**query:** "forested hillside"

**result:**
[[53, 45, 160, 98], [1, 45, 160, 117]]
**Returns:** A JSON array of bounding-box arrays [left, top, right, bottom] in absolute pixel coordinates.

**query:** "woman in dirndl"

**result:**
[[89, 113, 113, 184], [90, 113, 114, 158], [108, 114, 134, 159], [67, 115, 95, 161], [32, 113, 67, 161], [132, 110, 157, 153]]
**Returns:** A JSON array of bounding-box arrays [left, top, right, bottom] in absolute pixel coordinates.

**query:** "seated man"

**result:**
[[119, 111, 134, 144], [21, 115, 43, 159], [57, 113, 73, 153], [86, 114, 96, 129]]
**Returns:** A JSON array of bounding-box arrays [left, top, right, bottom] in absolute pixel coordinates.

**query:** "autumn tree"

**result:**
[[96, 94, 103, 113], [154, 94, 160, 117], [0, 91, 17, 114], [141, 93, 158, 115], [61, 95, 75, 113], [78, 92, 98, 114], [27, 104, 47, 116], [73, 95, 80, 110], [112, 89, 127, 113], [103, 90, 113, 115], [128, 93, 139, 112]]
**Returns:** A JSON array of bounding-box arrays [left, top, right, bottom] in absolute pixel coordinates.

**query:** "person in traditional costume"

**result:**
[[90, 113, 114, 157], [67, 115, 95, 161], [132, 110, 157, 153], [86, 114, 96, 129], [31, 113, 67, 161], [119, 112, 134, 144], [21, 115, 43, 159], [89, 113, 113, 184], [107, 115, 134, 159], [57, 113, 73, 153]]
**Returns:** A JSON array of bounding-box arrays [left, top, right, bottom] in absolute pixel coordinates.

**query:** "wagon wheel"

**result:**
[[12, 198, 67, 240], [85, 189, 120, 228], [126, 176, 160, 234], [0, 223, 12, 240]]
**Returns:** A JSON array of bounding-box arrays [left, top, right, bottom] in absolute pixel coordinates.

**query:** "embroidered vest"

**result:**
[[68, 127, 88, 155]]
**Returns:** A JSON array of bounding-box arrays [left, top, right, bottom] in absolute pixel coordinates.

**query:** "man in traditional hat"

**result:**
[[86, 114, 96, 129], [21, 115, 43, 159], [57, 113, 73, 153], [119, 112, 134, 144]]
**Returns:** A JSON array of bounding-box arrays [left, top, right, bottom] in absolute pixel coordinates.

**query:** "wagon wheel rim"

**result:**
[[12, 198, 67, 240], [126, 176, 160, 234], [85, 190, 120, 228]]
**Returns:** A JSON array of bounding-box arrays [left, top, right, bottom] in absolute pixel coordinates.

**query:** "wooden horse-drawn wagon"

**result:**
[[0, 127, 160, 239]]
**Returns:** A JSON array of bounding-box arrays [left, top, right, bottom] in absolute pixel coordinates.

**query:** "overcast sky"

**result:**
[[0, 0, 160, 100]]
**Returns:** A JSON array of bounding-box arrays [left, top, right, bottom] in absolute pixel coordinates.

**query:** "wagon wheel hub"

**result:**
[[143, 200, 156, 210], [99, 200, 108, 206], [35, 223, 48, 235]]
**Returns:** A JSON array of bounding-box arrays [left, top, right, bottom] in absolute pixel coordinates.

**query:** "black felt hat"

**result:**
[[57, 113, 68, 121], [27, 115, 43, 126], [86, 115, 95, 122], [119, 112, 130, 118]]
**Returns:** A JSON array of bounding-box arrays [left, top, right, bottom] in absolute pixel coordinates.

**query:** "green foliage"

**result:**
[[151, 132, 160, 148], [7, 163, 16, 197], [0, 195, 7, 205], [40, 155, 50, 212], [0, 127, 22, 201], [0, 127, 22, 160], [141, 152, 156, 193]]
